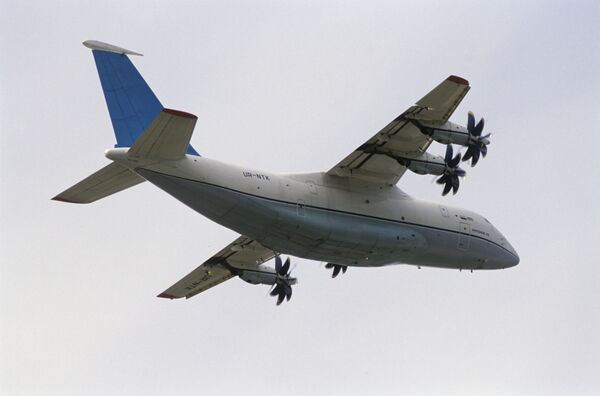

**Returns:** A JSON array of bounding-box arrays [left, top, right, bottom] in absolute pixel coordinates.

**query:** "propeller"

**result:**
[[270, 256, 294, 305], [462, 111, 491, 167], [436, 145, 466, 195], [325, 263, 348, 278]]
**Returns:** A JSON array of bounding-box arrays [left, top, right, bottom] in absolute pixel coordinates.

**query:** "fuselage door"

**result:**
[[458, 222, 471, 250]]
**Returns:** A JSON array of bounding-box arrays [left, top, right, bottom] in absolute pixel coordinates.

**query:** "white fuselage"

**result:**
[[107, 149, 519, 270]]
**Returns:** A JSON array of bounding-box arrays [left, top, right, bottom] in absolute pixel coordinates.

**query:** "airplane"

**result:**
[[53, 40, 519, 305]]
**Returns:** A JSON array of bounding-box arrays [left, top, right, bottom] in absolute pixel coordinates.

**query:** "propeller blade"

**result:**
[[275, 256, 282, 274], [270, 284, 281, 297], [444, 144, 453, 163], [471, 149, 481, 166], [437, 174, 448, 185], [327, 264, 348, 277], [325, 263, 334, 269], [332, 265, 341, 278], [452, 175, 460, 194], [281, 257, 290, 276], [276, 291, 285, 305], [442, 180, 452, 196], [467, 111, 475, 132], [449, 153, 461, 168], [463, 146, 474, 161], [473, 117, 485, 136], [480, 144, 488, 157], [282, 282, 293, 301]]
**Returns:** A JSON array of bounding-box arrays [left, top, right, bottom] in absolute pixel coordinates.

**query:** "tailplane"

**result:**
[[52, 163, 144, 204]]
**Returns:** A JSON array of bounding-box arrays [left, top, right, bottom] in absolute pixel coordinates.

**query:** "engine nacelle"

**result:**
[[398, 151, 447, 176], [415, 120, 471, 146], [238, 264, 297, 286], [238, 265, 278, 285]]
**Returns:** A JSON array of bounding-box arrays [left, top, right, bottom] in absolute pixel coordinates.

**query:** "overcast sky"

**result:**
[[1, 1, 599, 395]]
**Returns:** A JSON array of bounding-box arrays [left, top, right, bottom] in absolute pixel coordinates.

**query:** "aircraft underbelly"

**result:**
[[137, 170, 511, 270], [137, 170, 429, 266], [264, 205, 427, 266]]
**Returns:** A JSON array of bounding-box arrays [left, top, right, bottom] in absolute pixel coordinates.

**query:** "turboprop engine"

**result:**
[[238, 256, 297, 305], [412, 112, 491, 166], [360, 143, 467, 195], [399, 145, 466, 195]]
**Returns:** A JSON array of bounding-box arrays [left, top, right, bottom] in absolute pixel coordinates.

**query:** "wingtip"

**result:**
[[83, 40, 143, 56], [52, 195, 77, 203], [447, 75, 469, 86], [157, 292, 178, 299]]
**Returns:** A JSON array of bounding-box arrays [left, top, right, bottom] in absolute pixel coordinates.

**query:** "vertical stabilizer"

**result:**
[[83, 40, 198, 155]]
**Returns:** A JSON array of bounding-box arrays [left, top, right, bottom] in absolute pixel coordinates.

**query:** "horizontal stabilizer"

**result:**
[[128, 108, 198, 160], [53, 162, 144, 204]]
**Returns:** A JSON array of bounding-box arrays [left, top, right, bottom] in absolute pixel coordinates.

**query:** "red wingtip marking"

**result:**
[[163, 108, 198, 119], [447, 75, 469, 86], [157, 293, 177, 299]]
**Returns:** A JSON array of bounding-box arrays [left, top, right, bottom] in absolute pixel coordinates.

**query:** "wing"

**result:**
[[327, 75, 470, 184], [157, 235, 276, 299]]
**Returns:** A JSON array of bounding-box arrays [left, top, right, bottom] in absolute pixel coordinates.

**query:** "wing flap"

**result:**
[[52, 162, 144, 204]]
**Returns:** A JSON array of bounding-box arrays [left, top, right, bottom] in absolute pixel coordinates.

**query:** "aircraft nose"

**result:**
[[509, 250, 520, 267], [488, 222, 519, 268], [501, 242, 520, 268], [508, 238, 520, 265]]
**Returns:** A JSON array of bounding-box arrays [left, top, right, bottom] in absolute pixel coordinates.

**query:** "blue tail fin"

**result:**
[[85, 40, 198, 155]]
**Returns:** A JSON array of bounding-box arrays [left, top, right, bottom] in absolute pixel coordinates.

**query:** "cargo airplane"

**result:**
[[54, 40, 519, 305]]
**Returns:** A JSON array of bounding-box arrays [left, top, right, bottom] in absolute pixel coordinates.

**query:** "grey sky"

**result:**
[[1, 1, 599, 395]]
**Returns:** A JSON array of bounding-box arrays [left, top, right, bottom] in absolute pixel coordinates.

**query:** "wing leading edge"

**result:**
[[327, 75, 470, 185]]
